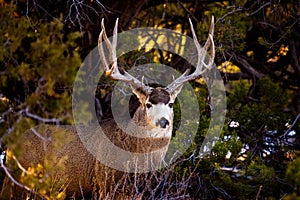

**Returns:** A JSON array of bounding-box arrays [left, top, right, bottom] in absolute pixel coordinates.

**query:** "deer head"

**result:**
[[98, 17, 215, 137]]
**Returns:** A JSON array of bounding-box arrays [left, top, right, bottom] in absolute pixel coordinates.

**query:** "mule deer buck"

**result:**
[[3, 17, 215, 199]]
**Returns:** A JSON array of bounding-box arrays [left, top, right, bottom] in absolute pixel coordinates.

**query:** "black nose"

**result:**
[[157, 117, 169, 128]]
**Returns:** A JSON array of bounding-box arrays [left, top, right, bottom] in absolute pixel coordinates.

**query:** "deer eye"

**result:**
[[168, 103, 173, 108], [146, 103, 152, 109]]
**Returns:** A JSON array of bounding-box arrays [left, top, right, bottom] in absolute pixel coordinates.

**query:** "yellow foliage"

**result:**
[[56, 191, 66, 199], [195, 78, 206, 85], [218, 61, 241, 73], [278, 44, 288, 56], [268, 55, 279, 63], [19, 159, 67, 200], [14, 126, 74, 199], [267, 45, 289, 63], [0, 96, 9, 102], [246, 50, 254, 57], [194, 87, 201, 92]]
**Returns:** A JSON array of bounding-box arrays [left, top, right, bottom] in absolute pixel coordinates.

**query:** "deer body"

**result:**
[[4, 17, 215, 199], [12, 98, 173, 198]]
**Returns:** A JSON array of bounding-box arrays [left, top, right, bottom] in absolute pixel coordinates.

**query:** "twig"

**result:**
[[30, 127, 51, 142], [0, 161, 32, 193], [176, 0, 197, 22], [216, 7, 244, 24], [281, 113, 300, 138], [24, 108, 61, 124], [256, 185, 263, 200], [246, 2, 271, 17], [264, 19, 299, 46], [12, 155, 28, 174], [232, 53, 264, 78]]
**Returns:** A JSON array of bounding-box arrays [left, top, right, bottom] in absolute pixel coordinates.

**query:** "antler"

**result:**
[[98, 18, 152, 93], [166, 16, 215, 93]]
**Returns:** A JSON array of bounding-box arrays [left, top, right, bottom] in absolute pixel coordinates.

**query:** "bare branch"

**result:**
[[289, 37, 300, 76], [1, 162, 33, 193], [246, 2, 271, 17], [64, 0, 108, 30], [216, 7, 244, 24], [280, 113, 300, 138], [232, 54, 264, 78], [30, 127, 51, 142], [23, 108, 61, 124], [12, 155, 28, 174], [262, 18, 299, 46]]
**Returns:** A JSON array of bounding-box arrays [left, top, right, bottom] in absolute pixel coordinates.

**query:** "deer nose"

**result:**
[[157, 117, 169, 129]]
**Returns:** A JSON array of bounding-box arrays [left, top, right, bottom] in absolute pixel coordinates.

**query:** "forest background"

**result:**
[[0, 0, 299, 199]]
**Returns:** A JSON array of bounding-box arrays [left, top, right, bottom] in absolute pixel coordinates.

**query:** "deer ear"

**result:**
[[132, 87, 149, 106], [170, 85, 183, 101]]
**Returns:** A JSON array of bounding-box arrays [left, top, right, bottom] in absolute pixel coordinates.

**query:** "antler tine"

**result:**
[[202, 16, 215, 69], [166, 16, 215, 93], [101, 18, 118, 64], [98, 18, 152, 93], [99, 18, 118, 76], [98, 29, 109, 72]]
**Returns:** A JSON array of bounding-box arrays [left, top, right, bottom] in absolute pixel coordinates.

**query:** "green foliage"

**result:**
[[228, 77, 288, 132], [169, 75, 295, 199], [0, 3, 81, 136], [246, 159, 276, 184], [19, 162, 67, 200], [285, 157, 300, 198], [0, 5, 30, 61], [0, 3, 81, 199], [7, 126, 75, 199], [197, 1, 250, 53], [213, 131, 243, 162], [1, 1, 299, 199]]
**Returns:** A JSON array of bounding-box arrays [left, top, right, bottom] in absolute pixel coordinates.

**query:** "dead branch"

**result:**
[[0, 162, 32, 193]]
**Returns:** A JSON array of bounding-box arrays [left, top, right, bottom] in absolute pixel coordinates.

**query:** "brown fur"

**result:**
[[102, 120, 170, 153], [148, 88, 170, 104], [4, 108, 172, 199]]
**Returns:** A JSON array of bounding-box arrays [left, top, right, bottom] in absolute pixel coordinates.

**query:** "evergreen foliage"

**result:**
[[0, 1, 299, 199]]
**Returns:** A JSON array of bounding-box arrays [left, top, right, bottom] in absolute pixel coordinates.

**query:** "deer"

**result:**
[[2, 17, 215, 199]]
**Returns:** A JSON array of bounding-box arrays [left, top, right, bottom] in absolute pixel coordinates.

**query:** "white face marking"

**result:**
[[145, 101, 174, 131]]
